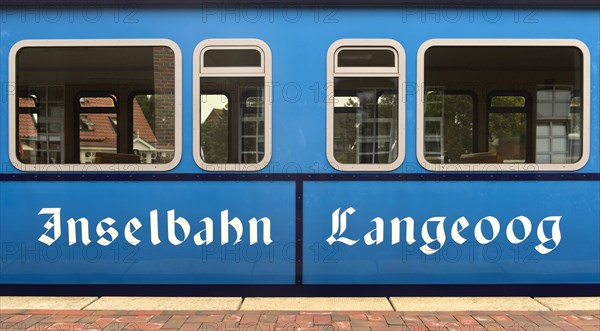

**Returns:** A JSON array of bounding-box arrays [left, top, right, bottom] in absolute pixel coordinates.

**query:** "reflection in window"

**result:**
[[536, 86, 581, 163], [424, 89, 474, 164], [489, 113, 527, 163], [487, 93, 530, 163], [337, 49, 396, 67], [329, 44, 402, 169], [204, 49, 261, 67], [18, 85, 64, 164], [490, 95, 526, 108], [15, 45, 176, 165], [423, 45, 583, 165], [333, 78, 398, 164], [200, 79, 265, 164], [198, 43, 269, 168], [200, 94, 229, 163]]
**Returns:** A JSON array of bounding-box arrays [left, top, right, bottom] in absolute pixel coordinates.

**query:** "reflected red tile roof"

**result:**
[[19, 97, 157, 147], [18, 114, 37, 138], [19, 97, 36, 108]]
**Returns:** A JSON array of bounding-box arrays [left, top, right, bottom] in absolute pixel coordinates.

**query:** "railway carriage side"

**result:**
[[0, 3, 598, 288]]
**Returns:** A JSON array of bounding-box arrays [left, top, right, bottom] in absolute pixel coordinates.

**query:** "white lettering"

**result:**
[[364, 217, 384, 245], [221, 210, 243, 245], [168, 209, 190, 246], [474, 216, 500, 244], [322, 210, 562, 255], [38, 208, 62, 246], [96, 218, 118, 246], [37, 209, 272, 247], [35, 207, 565, 256], [194, 217, 213, 245], [420, 217, 446, 255], [451, 216, 469, 244], [66, 217, 91, 246], [391, 217, 416, 245], [150, 209, 161, 245], [506, 216, 532, 244], [248, 217, 272, 245], [535, 216, 562, 254], [125, 217, 142, 246], [327, 207, 359, 245]]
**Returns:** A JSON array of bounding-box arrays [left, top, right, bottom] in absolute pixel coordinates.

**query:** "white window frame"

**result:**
[[327, 39, 406, 171], [416, 39, 590, 172], [8, 39, 182, 172], [193, 39, 272, 171]]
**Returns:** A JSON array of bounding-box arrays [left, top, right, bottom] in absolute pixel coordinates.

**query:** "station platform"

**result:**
[[0, 296, 598, 330]]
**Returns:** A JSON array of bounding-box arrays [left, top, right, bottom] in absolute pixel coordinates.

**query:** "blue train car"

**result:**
[[0, 0, 598, 295]]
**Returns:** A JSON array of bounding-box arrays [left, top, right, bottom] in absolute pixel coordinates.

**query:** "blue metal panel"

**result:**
[[1, 7, 599, 287], [1, 8, 598, 174], [2, 1, 599, 8], [0, 181, 295, 284], [303, 180, 600, 284]]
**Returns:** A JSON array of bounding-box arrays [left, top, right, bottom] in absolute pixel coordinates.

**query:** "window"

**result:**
[[194, 39, 272, 171], [424, 89, 476, 164], [327, 39, 405, 171], [9, 39, 182, 171], [417, 39, 590, 171], [487, 92, 531, 163], [536, 86, 582, 164]]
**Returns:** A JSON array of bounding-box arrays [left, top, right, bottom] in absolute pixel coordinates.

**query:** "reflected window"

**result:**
[[327, 41, 405, 171], [536, 86, 581, 163], [424, 89, 474, 164], [333, 78, 398, 164], [421, 43, 585, 167], [196, 40, 272, 171], [488, 93, 530, 163], [14, 43, 178, 168]]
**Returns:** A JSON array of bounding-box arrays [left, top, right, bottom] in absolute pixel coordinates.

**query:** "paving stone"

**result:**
[[534, 297, 600, 311], [259, 313, 278, 323], [241, 297, 393, 311], [185, 314, 224, 323], [162, 315, 190, 329], [85, 297, 241, 311], [0, 297, 98, 310], [179, 322, 202, 330], [0, 299, 599, 331], [390, 297, 549, 311], [313, 314, 332, 324], [239, 313, 261, 324]]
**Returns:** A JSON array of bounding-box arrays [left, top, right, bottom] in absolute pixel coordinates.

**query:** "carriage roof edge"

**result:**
[[1, 0, 599, 8]]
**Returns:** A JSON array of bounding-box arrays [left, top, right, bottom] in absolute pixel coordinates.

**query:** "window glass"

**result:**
[[489, 113, 527, 163], [200, 78, 265, 164], [195, 41, 271, 171], [200, 94, 229, 164], [422, 45, 584, 166], [424, 89, 474, 164], [204, 49, 261, 67], [79, 96, 116, 109], [333, 77, 398, 164], [337, 49, 396, 67], [15, 45, 177, 166], [490, 95, 526, 108], [328, 40, 404, 171], [535, 86, 581, 163]]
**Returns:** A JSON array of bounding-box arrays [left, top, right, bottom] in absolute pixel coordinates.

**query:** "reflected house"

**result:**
[[19, 97, 158, 164], [200, 108, 229, 164], [206, 108, 227, 122], [17, 98, 37, 162]]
